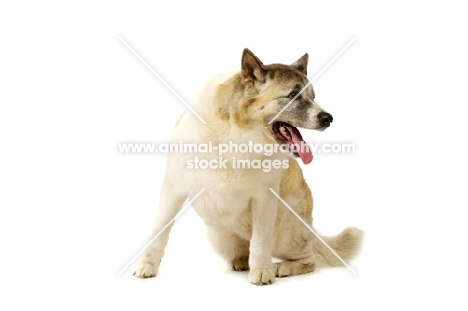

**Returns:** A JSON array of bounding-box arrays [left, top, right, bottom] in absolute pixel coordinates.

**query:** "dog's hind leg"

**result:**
[[207, 227, 250, 271], [272, 158, 317, 277], [273, 226, 317, 277], [273, 158, 363, 276]]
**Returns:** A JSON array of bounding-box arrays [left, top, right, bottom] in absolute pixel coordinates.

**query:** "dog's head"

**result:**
[[235, 48, 333, 164]]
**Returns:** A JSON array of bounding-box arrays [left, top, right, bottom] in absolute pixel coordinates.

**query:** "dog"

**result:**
[[133, 49, 363, 285]]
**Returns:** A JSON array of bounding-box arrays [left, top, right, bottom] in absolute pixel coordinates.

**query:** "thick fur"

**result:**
[[133, 49, 363, 285]]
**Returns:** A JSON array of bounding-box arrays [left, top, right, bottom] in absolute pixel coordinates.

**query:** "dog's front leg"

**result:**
[[248, 190, 278, 285], [133, 183, 187, 278]]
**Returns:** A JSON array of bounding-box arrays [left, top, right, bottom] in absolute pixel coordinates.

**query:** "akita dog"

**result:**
[[133, 49, 363, 285]]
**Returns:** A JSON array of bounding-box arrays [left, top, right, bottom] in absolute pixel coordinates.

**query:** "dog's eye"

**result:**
[[288, 91, 299, 99]]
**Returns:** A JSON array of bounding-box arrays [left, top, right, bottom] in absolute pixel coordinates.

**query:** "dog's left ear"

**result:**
[[291, 53, 309, 75], [241, 48, 266, 84]]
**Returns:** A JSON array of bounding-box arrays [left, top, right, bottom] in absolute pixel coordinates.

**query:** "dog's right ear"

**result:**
[[241, 48, 266, 84], [291, 53, 309, 75]]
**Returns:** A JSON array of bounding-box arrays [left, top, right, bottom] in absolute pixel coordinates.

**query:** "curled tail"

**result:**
[[313, 227, 364, 267]]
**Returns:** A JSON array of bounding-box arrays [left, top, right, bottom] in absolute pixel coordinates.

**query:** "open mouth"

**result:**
[[273, 121, 313, 164]]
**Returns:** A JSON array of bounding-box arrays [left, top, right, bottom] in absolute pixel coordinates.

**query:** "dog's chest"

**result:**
[[190, 182, 256, 235], [188, 159, 284, 220], [192, 184, 250, 218]]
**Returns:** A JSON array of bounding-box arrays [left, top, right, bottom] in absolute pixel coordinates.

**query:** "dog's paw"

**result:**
[[274, 261, 316, 278], [133, 259, 159, 278], [248, 268, 275, 285], [230, 257, 249, 271], [274, 261, 291, 278]]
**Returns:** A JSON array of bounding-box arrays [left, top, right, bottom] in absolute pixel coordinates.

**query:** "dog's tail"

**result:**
[[313, 227, 364, 267]]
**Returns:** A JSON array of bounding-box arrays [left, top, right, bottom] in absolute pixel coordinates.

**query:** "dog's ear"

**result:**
[[291, 53, 309, 75], [241, 48, 266, 84]]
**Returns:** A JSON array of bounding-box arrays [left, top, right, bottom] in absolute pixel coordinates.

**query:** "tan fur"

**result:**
[[133, 49, 363, 285]]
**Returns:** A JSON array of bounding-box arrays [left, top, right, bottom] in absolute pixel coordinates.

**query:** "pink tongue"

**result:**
[[286, 126, 313, 164]]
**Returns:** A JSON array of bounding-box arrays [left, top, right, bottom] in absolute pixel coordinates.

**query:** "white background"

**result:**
[[1, 0, 468, 310]]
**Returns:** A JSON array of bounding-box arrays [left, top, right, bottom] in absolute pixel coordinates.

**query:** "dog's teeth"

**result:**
[[279, 127, 290, 139]]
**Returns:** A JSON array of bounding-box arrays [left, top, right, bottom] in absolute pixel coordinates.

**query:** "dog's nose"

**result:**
[[318, 112, 333, 127]]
